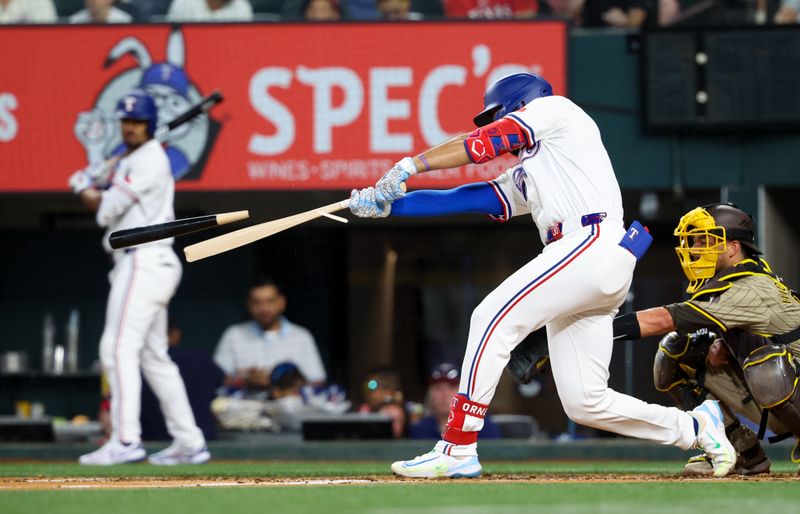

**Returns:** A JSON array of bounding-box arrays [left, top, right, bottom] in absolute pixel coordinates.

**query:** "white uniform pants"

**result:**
[[458, 221, 697, 450], [100, 246, 205, 449]]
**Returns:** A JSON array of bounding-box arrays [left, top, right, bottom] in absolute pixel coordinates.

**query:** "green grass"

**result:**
[[1, 461, 798, 514]]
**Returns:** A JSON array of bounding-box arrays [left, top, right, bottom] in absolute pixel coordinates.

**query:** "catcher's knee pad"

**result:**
[[744, 345, 800, 438]]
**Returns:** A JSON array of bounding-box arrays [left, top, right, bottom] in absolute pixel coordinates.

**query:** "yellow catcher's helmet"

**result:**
[[673, 203, 761, 293]]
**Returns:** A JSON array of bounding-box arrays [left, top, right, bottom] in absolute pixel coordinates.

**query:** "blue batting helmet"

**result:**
[[473, 73, 553, 127], [115, 91, 158, 136]]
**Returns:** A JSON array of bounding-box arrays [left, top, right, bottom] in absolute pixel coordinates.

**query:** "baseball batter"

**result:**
[[69, 91, 208, 465], [349, 73, 736, 478]]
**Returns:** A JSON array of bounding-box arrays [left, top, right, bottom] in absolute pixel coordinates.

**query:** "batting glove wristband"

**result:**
[[375, 157, 416, 203], [349, 187, 391, 218], [68, 170, 93, 195]]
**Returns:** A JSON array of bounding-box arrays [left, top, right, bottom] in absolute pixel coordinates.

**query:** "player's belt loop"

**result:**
[[124, 248, 137, 255], [546, 212, 607, 245]]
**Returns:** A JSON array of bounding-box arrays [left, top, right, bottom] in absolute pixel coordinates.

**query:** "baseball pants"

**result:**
[[99, 246, 205, 449], [457, 220, 697, 450]]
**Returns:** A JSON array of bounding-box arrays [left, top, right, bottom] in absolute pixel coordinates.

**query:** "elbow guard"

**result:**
[[464, 117, 530, 164]]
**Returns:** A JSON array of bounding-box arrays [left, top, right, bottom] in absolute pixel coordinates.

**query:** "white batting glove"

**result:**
[[83, 158, 117, 189], [375, 157, 416, 203], [349, 187, 391, 218], [68, 170, 93, 195]]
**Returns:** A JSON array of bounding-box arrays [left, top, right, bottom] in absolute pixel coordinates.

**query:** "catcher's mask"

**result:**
[[674, 203, 760, 293]]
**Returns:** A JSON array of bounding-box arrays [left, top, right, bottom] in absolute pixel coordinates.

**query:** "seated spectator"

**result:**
[[408, 363, 502, 440], [537, 0, 583, 22], [377, 0, 423, 19], [444, 0, 538, 19], [69, 0, 133, 23], [581, 0, 647, 28], [358, 366, 406, 438], [0, 0, 56, 22], [141, 321, 225, 442], [213, 278, 327, 396], [775, 0, 799, 23], [263, 362, 309, 431], [166, 0, 253, 21], [303, 0, 342, 20]]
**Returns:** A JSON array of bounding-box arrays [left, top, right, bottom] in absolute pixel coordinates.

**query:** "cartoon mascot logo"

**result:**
[[73, 27, 220, 181]]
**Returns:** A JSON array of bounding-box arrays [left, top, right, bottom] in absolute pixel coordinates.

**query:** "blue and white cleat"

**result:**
[[78, 440, 146, 465], [690, 400, 737, 477], [391, 442, 482, 478], [148, 443, 211, 465]]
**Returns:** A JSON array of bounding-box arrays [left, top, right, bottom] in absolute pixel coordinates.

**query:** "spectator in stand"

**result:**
[[444, 0, 538, 19], [358, 367, 407, 438], [0, 0, 56, 22], [409, 363, 502, 440], [69, 0, 133, 23], [537, 0, 583, 22], [581, 0, 649, 28], [303, 0, 342, 20], [213, 278, 327, 396], [775, 0, 800, 23], [376, 0, 423, 19], [166, 0, 253, 21]]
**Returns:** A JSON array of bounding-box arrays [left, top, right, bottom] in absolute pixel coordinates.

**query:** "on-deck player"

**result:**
[[349, 72, 736, 478], [69, 90, 209, 465]]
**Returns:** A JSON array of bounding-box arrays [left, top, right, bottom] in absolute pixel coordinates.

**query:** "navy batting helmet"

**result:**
[[473, 73, 553, 127], [115, 90, 158, 137]]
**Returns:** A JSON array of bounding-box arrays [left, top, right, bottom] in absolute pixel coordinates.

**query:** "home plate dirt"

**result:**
[[0, 474, 797, 490]]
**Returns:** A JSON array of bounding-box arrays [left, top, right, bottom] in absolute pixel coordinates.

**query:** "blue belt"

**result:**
[[546, 212, 607, 244]]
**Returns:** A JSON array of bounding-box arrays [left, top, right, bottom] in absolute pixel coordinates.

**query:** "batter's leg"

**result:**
[[548, 312, 698, 448], [98, 253, 152, 445], [140, 306, 205, 450]]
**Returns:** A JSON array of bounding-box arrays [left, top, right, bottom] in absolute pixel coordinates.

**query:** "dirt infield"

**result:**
[[1, 473, 797, 490]]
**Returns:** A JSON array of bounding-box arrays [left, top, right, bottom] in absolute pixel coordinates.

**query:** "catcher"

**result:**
[[508, 202, 800, 474]]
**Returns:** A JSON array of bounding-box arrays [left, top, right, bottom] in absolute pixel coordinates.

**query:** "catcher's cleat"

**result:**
[[683, 453, 770, 476], [690, 400, 737, 477], [391, 442, 482, 478]]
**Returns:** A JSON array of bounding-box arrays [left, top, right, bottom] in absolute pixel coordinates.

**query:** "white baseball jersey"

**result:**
[[97, 139, 175, 253], [488, 95, 624, 245], [443, 95, 698, 456], [95, 138, 205, 450]]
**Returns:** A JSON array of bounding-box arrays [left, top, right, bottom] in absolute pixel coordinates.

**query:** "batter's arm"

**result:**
[[411, 133, 471, 173]]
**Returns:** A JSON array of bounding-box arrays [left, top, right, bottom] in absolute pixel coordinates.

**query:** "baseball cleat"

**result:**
[[683, 453, 770, 476], [391, 448, 482, 478], [148, 443, 211, 465], [78, 440, 146, 465], [690, 400, 737, 477]]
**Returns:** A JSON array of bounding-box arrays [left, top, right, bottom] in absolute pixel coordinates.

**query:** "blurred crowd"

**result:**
[[2, 0, 798, 26]]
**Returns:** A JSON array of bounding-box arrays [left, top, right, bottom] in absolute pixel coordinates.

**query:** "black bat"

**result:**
[[109, 210, 248, 250], [155, 90, 224, 138]]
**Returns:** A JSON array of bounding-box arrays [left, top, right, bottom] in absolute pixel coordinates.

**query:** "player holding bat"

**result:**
[[350, 72, 736, 478], [69, 90, 210, 465]]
